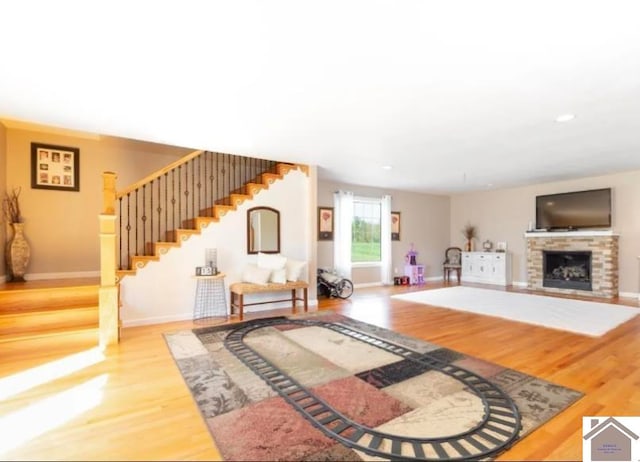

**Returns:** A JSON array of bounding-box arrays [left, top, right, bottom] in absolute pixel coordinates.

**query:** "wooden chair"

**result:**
[[443, 247, 462, 283]]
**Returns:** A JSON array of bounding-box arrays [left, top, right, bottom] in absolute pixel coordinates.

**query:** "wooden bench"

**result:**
[[229, 280, 308, 320]]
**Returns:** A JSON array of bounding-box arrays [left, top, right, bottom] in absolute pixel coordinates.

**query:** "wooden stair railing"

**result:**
[[99, 149, 302, 346]]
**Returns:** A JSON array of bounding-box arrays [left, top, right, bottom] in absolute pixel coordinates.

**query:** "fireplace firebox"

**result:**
[[543, 250, 592, 291]]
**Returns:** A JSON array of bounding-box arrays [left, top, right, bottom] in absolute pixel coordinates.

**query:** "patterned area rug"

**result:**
[[164, 312, 583, 461]]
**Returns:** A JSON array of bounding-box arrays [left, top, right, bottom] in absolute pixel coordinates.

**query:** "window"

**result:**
[[352, 198, 381, 263]]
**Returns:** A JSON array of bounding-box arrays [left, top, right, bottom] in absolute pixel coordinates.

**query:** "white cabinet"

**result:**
[[461, 252, 512, 286]]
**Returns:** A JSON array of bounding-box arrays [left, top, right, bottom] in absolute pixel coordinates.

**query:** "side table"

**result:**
[[193, 273, 227, 320]]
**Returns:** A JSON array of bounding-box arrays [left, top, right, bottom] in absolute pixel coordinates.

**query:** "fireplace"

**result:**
[[525, 231, 618, 299], [543, 250, 592, 291]]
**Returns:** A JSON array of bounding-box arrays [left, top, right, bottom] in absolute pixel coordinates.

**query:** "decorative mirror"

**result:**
[[247, 207, 280, 254]]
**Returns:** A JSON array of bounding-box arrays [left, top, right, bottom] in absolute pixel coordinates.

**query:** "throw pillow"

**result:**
[[257, 252, 287, 270], [242, 264, 272, 285], [270, 268, 287, 284], [285, 259, 306, 281]]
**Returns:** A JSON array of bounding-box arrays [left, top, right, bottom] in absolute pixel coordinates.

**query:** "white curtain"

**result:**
[[380, 194, 393, 285], [333, 190, 353, 279]]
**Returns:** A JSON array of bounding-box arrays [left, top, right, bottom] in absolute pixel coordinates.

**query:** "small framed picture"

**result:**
[[496, 241, 508, 252], [31, 142, 80, 191], [391, 211, 401, 241], [318, 206, 334, 241]]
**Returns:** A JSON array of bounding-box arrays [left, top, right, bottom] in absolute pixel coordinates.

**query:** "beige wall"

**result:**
[[318, 180, 450, 285], [450, 169, 640, 296], [0, 122, 6, 278], [5, 129, 191, 277]]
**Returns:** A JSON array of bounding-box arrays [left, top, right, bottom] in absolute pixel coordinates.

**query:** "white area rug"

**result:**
[[392, 286, 639, 336]]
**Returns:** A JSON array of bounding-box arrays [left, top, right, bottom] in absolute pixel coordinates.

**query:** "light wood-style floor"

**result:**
[[1, 281, 639, 461]]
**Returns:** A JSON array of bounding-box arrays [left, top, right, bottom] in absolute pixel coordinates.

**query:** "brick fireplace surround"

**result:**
[[525, 231, 619, 299]]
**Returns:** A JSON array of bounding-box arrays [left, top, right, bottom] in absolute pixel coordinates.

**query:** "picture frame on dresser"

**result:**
[[496, 241, 507, 252]]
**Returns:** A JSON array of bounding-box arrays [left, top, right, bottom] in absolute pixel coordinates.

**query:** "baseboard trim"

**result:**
[[122, 299, 320, 327], [511, 281, 528, 288], [619, 291, 640, 300], [354, 282, 384, 289], [123, 313, 193, 327], [25, 271, 101, 281]]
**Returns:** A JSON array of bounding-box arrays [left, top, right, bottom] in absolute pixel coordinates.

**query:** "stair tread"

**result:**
[[1, 305, 98, 317], [0, 277, 100, 292], [0, 325, 99, 344]]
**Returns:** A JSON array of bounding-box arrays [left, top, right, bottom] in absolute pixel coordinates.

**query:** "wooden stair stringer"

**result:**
[[116, 163, 306, 281]]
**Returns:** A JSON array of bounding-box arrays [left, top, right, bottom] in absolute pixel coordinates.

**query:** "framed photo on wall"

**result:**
[[318, 206, 334, 240], [31, 142, 80, 191], [391, 211, 401, 241]]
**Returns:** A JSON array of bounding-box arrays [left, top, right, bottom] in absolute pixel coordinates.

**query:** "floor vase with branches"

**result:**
[[3, 188, 30, 282]]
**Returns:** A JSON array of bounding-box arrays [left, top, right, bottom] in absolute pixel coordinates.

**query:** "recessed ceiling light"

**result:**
[[555, 113, 576, 123], [382, 165, 393, 170]]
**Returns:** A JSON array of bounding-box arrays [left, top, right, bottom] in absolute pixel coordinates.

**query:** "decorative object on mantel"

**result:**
[[496, 241, 507, 252], [461, 222, 477, 251], [482, 239, 493, 251], [405, 243, 418, 265], [2, 187, 31, 282]]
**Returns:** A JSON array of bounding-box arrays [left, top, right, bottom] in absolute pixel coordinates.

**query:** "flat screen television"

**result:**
[[535, 188, 611, 230]]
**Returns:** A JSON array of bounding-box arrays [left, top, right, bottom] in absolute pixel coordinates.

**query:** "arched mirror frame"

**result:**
[[247, 206, 281, 254]]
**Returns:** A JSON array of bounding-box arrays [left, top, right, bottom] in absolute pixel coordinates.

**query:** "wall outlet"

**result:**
[[394, 267, 398, 274]]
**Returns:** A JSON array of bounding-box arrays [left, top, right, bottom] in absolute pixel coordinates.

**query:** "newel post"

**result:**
[[99, 171, 120, 348]]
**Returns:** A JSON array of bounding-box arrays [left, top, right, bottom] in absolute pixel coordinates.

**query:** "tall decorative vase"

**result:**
[[6, 222, 31, 282], [465, 240, 472, 252]]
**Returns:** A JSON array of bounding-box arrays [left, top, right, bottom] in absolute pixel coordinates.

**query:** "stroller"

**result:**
[[317, 268, 354, 299]]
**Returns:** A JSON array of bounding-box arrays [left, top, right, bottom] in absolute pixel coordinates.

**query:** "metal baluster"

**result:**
[[202, 152, 207, 219], [135, 189, 140, 256], [177, 165, 182, 229], [191, 158, 195, 225], [156, 177, 162, 244], [171, 170, 176, 237]]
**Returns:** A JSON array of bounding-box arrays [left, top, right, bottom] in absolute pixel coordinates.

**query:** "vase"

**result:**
[[465, 240, 472, 252], [6, 222, 31, 282]]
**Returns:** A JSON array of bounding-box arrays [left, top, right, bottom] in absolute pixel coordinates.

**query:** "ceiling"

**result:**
[[2, 1, 640, 194]]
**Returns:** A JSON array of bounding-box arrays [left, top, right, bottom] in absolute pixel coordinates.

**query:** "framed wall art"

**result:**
[[31, 142, 80, 192], [391, 211, 401, 241], [318, 206, 334, 240]]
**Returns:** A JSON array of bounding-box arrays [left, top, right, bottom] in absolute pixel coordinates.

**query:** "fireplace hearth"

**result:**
[[543, 250, 592, 291]]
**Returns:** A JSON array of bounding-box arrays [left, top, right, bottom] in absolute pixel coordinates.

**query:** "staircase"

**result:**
[[0, 278, 99, 343], [115, 160, 302, 281], [1, 150, 304, 344]]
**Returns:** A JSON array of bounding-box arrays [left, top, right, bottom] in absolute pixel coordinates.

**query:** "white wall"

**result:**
[[0, 123, 6, 280], [120, 168, 313, 326], [450, 169, 640, 297]]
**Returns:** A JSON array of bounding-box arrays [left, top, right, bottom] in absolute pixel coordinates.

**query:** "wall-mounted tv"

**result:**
[[536, 188, 611, 230]]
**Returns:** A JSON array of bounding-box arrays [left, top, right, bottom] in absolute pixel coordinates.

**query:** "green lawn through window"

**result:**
[[352, 241, 381, 262]]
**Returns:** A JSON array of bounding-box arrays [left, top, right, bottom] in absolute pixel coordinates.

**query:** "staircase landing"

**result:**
[[0, 277, 100, 344]]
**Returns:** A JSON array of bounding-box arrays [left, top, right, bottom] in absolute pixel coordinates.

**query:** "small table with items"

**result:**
[[193, 273, 227, 320]]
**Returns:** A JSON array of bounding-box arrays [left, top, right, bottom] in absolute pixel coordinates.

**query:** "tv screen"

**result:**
[[536, 188, 611, 230]]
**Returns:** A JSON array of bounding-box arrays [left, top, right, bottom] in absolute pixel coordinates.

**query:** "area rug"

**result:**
[[392, 286, 639, 337], [164, 312, 583, 461]]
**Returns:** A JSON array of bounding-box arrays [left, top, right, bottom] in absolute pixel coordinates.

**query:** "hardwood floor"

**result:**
[[1, 281, 638, 460]]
